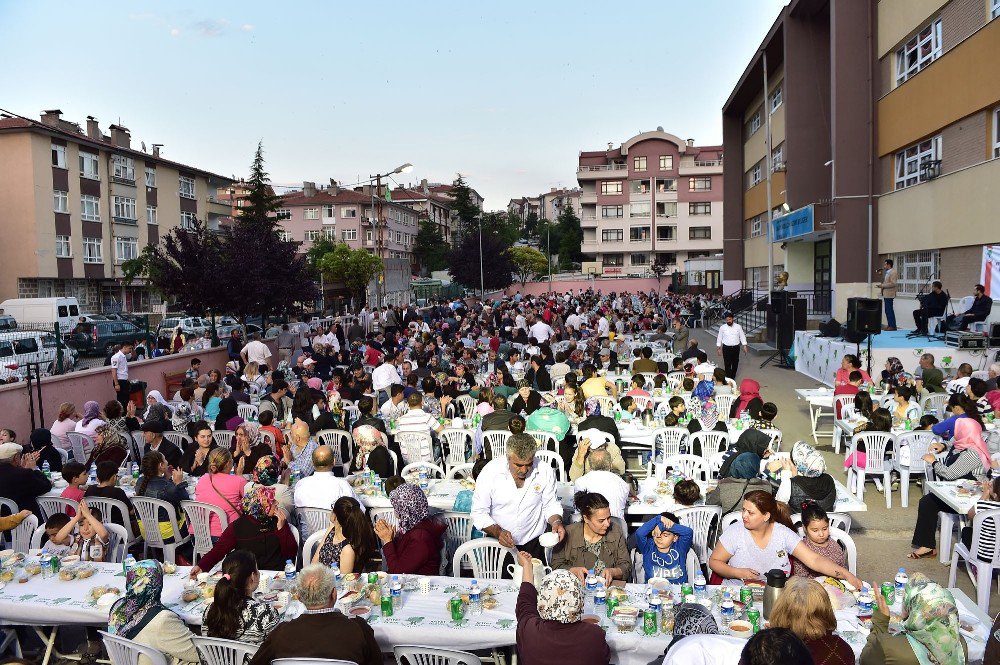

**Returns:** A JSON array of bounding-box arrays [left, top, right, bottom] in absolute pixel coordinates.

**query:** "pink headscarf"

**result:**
[[952, 417, 991, 471], [306, 377, 323, 390], [733, 379, 761, 418]]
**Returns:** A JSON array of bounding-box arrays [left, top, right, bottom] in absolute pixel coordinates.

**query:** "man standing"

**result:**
[[471, 433, 565, 560], [111, 341, 133, 408], [878, 259, 898, 331], [715, 312, 748, 379], [529, 317, 554, 344], [371, 355, 402, 406], [240, 332, 272, 367], [670, 318, 689, 354], [275, 324, 297, 365], [912, 280, 949, 335]]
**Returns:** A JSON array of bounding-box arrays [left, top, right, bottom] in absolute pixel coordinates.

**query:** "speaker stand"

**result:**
[[760, 348, 794, 370]]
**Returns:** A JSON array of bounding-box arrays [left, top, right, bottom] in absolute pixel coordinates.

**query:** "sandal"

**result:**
[[906, 548, 937, 559]]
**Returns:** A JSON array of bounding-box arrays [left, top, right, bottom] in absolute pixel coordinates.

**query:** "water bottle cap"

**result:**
[[471, 579, 478, 585], [898, 567, 905, 573], [286, 559, 293, 564]]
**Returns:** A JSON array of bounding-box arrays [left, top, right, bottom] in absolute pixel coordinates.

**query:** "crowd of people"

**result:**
[[0, 287, 994, 665]]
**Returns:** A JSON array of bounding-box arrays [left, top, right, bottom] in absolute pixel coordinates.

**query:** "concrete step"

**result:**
[[748, 341, 777, 354]]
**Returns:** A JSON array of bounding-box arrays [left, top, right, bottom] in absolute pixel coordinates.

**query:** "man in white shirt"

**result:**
[[471, 433, 566, 560], [111, 341, 134, 407], [371, 356, 402, 405], [379, 385, 409, 420], [514, 312, 528, 335], [292, 445, 360, 536], [715, 311, 748, 379], [240, 333, 273, 366], [597, 315, 610, 338], [572, 450, 629, 520], [565, 309, 582, 331], [528, 319, 554, 344]]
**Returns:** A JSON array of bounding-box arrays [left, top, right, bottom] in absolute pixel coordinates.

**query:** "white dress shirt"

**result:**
[[110, 351, 129, 380], [241, 340, 272, 364], [597, 317, 610, 337], [573, 470, 630, 520], [565, 313, 582, 330], [293, 471, 361, 509], [371, 362, 402, 392], [471, 457, 562, 545], [529, 321, 554, 343], [716, 322, 747, 347]]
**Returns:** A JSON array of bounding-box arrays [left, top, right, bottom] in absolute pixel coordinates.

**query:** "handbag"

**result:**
[[706, 476, 773, 515]]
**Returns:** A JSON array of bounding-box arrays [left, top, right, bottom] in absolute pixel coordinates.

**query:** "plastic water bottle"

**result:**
[[331, 564, 341, 588], [649, 589, 662, 615], [390, 575, 403, 609], [418, 469, 428, 492], [88, 463, 97, 486], [123, 553, 136, 576], [131, 463, 139, 480], [284, 559, 296, 581], [469, 579, 483, 615], [894, 568, 908, 611], [720, 590, 735, 627], [41, 460, 51, 480], [693, 574, 707, 601], [585, 569, 598, 593], [857, 585, 874, 624]]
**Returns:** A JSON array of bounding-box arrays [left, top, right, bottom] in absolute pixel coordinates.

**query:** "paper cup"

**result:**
[[538, 532, 559, 548]]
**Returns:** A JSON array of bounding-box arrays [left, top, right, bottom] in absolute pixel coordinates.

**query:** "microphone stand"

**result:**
[[906, 274, 936, 340]]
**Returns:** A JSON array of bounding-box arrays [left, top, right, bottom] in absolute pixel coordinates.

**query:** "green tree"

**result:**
[[305, 236, 338, 276], [479, 210, 519, 247], [523, 211, 539, 239], [556, 203, 583, 270], [319, 242, 383, 305], [412, 219, 449, 273], [137, 218, 227, 316], [450, 173, 481, 237], [536, 218, 560, 259], [507, 246, 549, 288], [446, 231, 514, 292]]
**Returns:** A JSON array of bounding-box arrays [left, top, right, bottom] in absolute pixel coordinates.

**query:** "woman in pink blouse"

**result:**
[[194, 447, 246, 540]]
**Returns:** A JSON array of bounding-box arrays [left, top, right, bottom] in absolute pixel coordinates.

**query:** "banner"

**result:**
[[983, 244, 1000, 297]]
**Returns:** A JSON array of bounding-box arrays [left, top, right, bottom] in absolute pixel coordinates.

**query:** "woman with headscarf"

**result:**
[[686, 379, 728, 439], [188, 485, 297, 576], [860, 572, 966, 665], [348, 424, 395, 479], [766, 441, 837, 510], [232, 422, 271, 475], [243, 456, 294, 515], [660, 603, 734, 665], [214, 396, 244, 432], [881, 357, 908, 390], [74, 400, 106, 438], [29, 428, 64, 473], [729, 379, 762, 419], [108, 560, 199, 665], [576, 397, 621, 447], [514, 550, 610, 665], [909, 417, 990, 558], [374, 483, 446, 575], [103, 399, 141, 444], [143, 390, 175, 427], [85, 423, 128, 468]]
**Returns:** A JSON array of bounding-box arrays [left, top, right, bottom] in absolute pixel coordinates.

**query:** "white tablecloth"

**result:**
[[926, 480, 979, 514]]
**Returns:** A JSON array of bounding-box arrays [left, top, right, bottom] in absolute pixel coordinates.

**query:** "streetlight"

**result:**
[[369, 163, 414, 308]]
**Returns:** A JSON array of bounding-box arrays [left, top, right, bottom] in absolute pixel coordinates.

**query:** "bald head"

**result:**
[[589, 449, 612, 471], [312, 445, 335, 471], [291, 421, 310, 443]]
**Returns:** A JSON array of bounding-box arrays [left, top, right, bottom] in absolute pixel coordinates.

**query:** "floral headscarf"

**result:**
[[252, 456, 281, 487], [242, 485, 277, 522], [237, 422, 262, 447], [900, 572, 964, 665], [352, 425, 385, 471], [389, 483, 430, 534], [791, 441, 826, 477], [691, 380, 715, 402], [108, 560, 166, 639], [584, 397, 602, 417], [536, 569, 584, 624]]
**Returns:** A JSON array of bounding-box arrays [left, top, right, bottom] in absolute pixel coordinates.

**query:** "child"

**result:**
[[791, 502, 846, 578], [635, 511, 694, 583], [618, 396, 637, 421], [626, 375, 650, 398], [673, 479, 702, 507], [54, 501, 109, 562], [60, 461, 87, 515], [186, 357, 202, 381], [42, 513, 73, 555], [257, 410, 285, 458]]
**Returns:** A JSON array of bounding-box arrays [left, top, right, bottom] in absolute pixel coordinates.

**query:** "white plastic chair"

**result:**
[[592, 395, 617, 416], [9, 514, 38, 553], [260, 429, 276, 452], [401, 461, 446, 480], [690, 431, 730, 458], [100, 630, 169, 665], [663, 454, 711, 482], [273, 659, 357, 665], [483, 430, 512, 460], [832, 395, 857, 454], [441, 429, 472, 470], [525, 429, 558, 453], [212, 430, 235, 450], [676, 505, 722, 566], [396, 431, 435, 466], [648, 427, 690, 476], [633, 547, 700, 586], [632, 395, 653, 412], [792, 511, 853, 533], [315, 429, 354, 475], [947, 507, 1000, 613], [369, 507, 399, 530], [163, 431, 192, 452], [237, 403, 258, 422], [758, 428, 783, 453], [295, 507, 332, 543], [67, 432, 94, 462], [181, 500, 229, 564], [847, 432, 895, 508], [891, 431, 936, 508], [921, 393, 949, 420], [534, 450, 566, 482], [453, 395, 477, 419], [440, 511, 475, 576], [36, 496, 79, 521], [132, 496, 192, 564], [84, 496, 139, 548], [340, 400, 361, 423], [192, 636, 258, 665], [303, 529, 326, 564], [829, 526, 857, 575], [452, 538, 513, 580], [446, 463, 475, 480], [720, 511, 742, 534], [714, 394, 737, 419], [393, 645, 482, 665]]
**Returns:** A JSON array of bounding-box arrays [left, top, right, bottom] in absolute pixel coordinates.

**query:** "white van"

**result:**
[[0, 297, 82, 332]]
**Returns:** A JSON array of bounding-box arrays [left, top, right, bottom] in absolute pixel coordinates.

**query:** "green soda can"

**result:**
[[681, 583, 694, 599], [50, 554, 61, 576], [739, 586, 754, 606], [606, 595, 619, 618], [746, 607, 761, 633], [368, 572, 379, 585], [449, 596, 465, 622], [380, 594, 394, 617], [880, 582, 895, 606], [643, 609, 657, 635]]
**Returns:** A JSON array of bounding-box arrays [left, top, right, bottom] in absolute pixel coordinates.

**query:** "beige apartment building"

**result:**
[[0, 110, 233, 311]]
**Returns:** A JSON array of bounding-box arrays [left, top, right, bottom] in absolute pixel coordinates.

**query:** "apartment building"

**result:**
[[390, 179, 455, 245], [0, 110, 233, 310], [576, 129, 723, 282], [508, 188, 581, 226], [507, 196, 541, 224]]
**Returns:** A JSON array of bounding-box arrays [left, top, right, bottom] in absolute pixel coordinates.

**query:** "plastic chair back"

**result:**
[[192, 636, 258, 665], [296, 507, 332, 542], [451, 538, 513, 580], [483, 431, 511, 460], [401, 462, 446, 480], [676, 505, 722, 565], [37, 496, 79, 521], [534, 450, 566, 482], [181, 500, 230, 563], [99, 631, 169, 665], [393, 645, 482, 665], [663, 454, 711, 482], [446, 463, 474, 480]]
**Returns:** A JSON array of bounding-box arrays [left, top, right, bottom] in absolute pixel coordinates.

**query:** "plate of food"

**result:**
[[162, 562, 178, 575], [815, 576, 858, 610]]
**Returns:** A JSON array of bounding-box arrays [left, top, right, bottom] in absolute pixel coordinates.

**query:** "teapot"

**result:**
[[507, 557, 552, 588], [762, 569, 787, 620]]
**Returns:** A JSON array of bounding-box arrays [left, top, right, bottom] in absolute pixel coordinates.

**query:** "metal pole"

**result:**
[[866, 202, 873, 297], [375, 174, 384, 308], [548, 223, 552, 292], [763, 52, 774, 305], [478, 221, 484, 297]]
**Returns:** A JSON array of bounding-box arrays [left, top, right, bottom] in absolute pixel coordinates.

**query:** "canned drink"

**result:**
[[746, 608, 761, 634], [739, 586, 754, 606], [368, 572, 379, 585], [449, 596, 465, 622], [880, 582, 895, 606], [606, 595, 619, 618], [380, 595, 394, 617], [50, 555, 60, 576], [643, 609, 657, 635], [681, 583, 693, 599]]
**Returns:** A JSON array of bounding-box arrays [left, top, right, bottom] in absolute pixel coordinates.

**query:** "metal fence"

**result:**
[[0, 321, 73, 380]]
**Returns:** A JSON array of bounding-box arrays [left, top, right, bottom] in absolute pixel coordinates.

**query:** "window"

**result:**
[[630, 203, 651, 218], [81, 195, 100, 221], [656, 202, 677, 217], [629, 227, 650, 241], [659, 155, 673, 170], [53, 190, 68, 213], [656, 226, 676, 241], [304, 230, 321, 241], [689, 226, 712, 240], [601, 181, 623, 195], [323, 205, 335, 219], [689, 177, 712, 191], [633, 156, 647, 172], [112, 155, 135, 182], [603, 254, 623, 267], [993, 0, 1000, 20], [55, 235, 71, 258], [748, 111, 761, 136], [770, 83, 783, 113], [750, 214, 763, 238], [113, 196, 137, 221], [145, 167, 156, 187], [749, 163, 762, 187], [180, 211, 196, 230], [147, 205, 157, 225], [179, 175, 196, 199], [304, 208, 320, 220], [629, 180, 650, 194], [341, 229, 358, 241], [771, 143, 784, 171], [342, 207, 358, 218], [689, 202, 712, 215], [601, 205, 624, 218], [322, 228, 336, 241], [115, 237, 138, 263], [656, 178, 676, 193], [276, 208, 291, 220], [82, 237, 103, 264], [79, 152, 99, 179], [894, 135, 942, 189], [896, 19, 942, 85], [278, 230, 292, 242], [366, 230, 373, 242], [993, 108, 1000, 158], [601, 229, 624, 242], [657, 252, 677, 265], [630, 253, 648, 266], [51, 144, 66, 168], [887, 250, 940, 296]]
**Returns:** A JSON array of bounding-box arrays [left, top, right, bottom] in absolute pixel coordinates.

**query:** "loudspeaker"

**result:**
[[847, 297, 882, 335], [819, 318, 841, 338]]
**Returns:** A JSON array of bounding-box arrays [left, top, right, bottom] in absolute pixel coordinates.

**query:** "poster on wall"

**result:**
[[983, 245, 1000, 297]]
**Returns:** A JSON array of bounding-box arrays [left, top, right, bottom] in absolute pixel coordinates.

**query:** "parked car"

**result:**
[[0, 315, 17, 332], [216, 323, 263, 340], [66, 321, 155, 356], [0, 330, 77, 376], [157, 316, 211, 339]]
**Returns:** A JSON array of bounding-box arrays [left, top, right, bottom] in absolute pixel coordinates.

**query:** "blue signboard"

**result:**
[[771, 204, 814, 242]]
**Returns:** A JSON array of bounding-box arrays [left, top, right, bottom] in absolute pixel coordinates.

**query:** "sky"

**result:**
[[0, 0, 787, 210]]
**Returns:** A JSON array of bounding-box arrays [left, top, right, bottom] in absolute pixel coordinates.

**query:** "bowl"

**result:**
[[728, 620, 753, 639], [538, 532, 559, 548], [611, 607, 639, 633], [348, 606, 370, 618], [96, 592, 119, 608]]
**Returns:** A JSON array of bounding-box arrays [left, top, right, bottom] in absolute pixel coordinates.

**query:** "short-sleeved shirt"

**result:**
[[111, 351, 129, 380], [718, 521, 802, 579]]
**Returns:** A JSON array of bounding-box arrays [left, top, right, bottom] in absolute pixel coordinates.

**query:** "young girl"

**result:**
[[635, 511, 694, 583], [791, 502, 846, 578]]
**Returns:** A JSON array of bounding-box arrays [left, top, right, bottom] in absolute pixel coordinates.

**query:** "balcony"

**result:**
[[679, 158, 723, 175], [112, 216, 138, 226], [576, 163, 628, 180], [580, 192, 598, 204]]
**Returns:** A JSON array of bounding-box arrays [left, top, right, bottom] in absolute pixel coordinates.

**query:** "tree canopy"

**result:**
[[319, 242, 383, 303], [446, 230, 514, 292], [449, 173, 481, 240], [412, 219, 449, 273], [507, 246, 549, 287], [556, 203, 583, 269]]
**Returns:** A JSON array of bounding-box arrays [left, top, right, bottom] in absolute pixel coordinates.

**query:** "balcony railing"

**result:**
[[578, 163, 627, 172]]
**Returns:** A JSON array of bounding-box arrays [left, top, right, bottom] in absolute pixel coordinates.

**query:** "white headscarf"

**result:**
[[144, 390, 175, 419]]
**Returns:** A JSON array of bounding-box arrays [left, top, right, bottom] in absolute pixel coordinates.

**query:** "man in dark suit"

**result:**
[[0, 443, 52, 517], [525, 354, 552, 391], [141, 420, 183, 467], [912, 281, 950, 334], [946, 284, 993, 331]]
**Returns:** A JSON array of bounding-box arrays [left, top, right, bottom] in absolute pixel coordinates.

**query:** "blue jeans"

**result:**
[[884, 298, 896, 329]]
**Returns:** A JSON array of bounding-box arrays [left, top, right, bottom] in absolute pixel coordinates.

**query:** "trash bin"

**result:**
[[129, 379, 148, 410]]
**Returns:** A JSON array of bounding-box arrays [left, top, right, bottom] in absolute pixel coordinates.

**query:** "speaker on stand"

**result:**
[[845, 297, 882, 378]]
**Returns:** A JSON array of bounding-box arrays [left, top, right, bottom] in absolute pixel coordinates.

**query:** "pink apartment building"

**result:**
[[578, 129, 723, 278]]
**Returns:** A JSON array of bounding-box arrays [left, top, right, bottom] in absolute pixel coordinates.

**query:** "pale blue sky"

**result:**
[[0, 0, 786, 209]]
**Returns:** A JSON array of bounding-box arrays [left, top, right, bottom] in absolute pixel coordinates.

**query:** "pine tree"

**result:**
[[413, 219, 449, 273], [449, 173, 481, 239], [556, 203, 583, 270]]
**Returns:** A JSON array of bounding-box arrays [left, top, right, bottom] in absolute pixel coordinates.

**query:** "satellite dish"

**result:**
[[141, 141, 147, 152]]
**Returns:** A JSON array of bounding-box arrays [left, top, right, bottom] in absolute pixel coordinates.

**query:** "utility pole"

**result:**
[[374, 173, 384, 308]]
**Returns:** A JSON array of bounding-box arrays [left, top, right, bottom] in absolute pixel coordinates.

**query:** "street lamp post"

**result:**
[[369, 163, 413, 308]]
